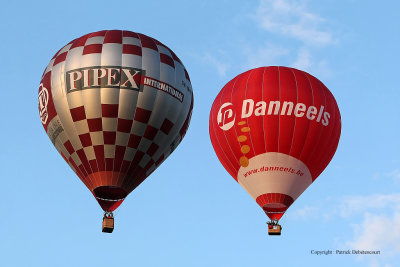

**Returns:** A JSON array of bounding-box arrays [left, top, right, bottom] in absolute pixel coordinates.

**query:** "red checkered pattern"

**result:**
[[42, 30, 188, 79], [40, 30, 194, 211], [59, 104, 176, 189]]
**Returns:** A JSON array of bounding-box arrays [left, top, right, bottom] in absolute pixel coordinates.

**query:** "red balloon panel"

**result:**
[[209, 66, 341, 219]]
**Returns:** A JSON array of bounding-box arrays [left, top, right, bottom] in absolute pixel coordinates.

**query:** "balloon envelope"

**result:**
[[39, 30, 193, 211], [209, 66, 340, 221]]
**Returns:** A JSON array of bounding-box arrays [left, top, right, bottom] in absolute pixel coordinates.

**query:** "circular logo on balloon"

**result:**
[[217, 102, 235, 131], [38, 83, 49, 124]]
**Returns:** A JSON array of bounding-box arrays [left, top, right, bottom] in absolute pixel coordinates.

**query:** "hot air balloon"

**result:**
[[38, 30, 193, 232], [209, 66, 340, 235]]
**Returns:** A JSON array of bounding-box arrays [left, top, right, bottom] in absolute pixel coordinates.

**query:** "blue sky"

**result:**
[[1, 0, 399, 266]]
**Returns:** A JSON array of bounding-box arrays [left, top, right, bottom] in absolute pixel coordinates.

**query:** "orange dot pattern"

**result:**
[[241, 127, 250, 133], [241, 145, 250, 154], [237, 135, 247, 142], [239, 156, 249, 167], [237, 121, 252, 167]]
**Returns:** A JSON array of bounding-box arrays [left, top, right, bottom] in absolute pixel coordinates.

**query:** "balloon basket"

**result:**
[[267, 223, 282, 235], [102, 212, 114, 233]]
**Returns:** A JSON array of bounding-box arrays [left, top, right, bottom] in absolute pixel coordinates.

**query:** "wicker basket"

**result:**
[[268, 225, 281, 235], [102, 217, 114, 233]]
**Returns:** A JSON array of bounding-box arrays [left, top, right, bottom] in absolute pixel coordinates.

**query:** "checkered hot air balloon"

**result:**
[[38, 30, 193, 232], [209, 66, 341, 235]]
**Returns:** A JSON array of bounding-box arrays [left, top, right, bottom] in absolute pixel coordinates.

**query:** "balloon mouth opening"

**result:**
[[263, 203, 287, 209], [263, 203, 288, 221], [256, 193, 294, 221], [93, 186, 128, 212]]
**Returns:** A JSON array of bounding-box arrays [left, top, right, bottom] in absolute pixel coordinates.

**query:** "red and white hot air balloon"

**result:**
[[38, 30, 193, 232], [209, 66, 340, 235]]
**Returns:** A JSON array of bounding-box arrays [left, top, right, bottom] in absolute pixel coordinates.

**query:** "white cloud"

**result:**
[[290, 194, 400, 221], [385, 169, 400, 183], [290, 48, 332, 79], [244, 43, 289, 69], [288, 204, 320, 220], [290, 193, 400, 265], [243, 0, 335, 76], [289, 191, 400, 266], [200, 53, 231, 77], [201, 0, 336, 78], [344, 211, 400, 267], [335, 194, 400, 266], [254, 0, 334, 46], [346, 212, 400, 253], [291, 48, 312, 70], [338, 194, 400, 218]]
